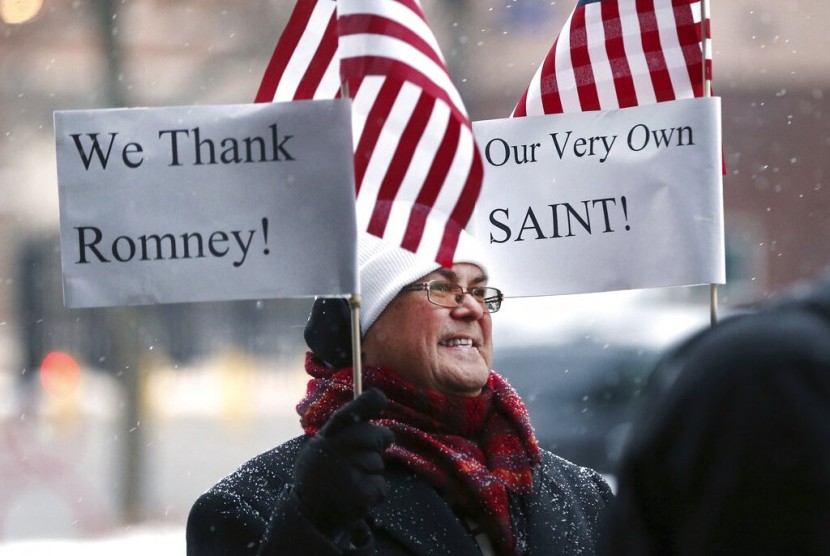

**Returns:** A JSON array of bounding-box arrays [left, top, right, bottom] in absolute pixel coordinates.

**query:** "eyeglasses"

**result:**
[[401, 280, 504, 313]]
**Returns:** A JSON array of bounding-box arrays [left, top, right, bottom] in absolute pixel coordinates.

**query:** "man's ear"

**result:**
[[304, 297, 353, 368]]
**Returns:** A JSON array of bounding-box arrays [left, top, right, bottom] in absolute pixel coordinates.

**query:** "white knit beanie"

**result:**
[[358, 230, 489, 335]]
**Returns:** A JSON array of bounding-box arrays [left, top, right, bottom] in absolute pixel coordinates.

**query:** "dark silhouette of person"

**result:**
[[602, 273, 830, 555]]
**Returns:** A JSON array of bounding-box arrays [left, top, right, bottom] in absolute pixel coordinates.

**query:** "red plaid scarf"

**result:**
[[297, 352, 541, 555]]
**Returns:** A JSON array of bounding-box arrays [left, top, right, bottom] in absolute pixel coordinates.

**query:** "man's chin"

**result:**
[[437, 367, 490, 397]]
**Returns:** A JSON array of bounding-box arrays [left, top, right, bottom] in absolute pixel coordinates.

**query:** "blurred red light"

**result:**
[[39, 351, 82, 398]]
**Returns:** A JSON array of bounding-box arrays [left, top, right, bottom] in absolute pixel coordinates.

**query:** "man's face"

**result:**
[[362, 263, 494, 397]]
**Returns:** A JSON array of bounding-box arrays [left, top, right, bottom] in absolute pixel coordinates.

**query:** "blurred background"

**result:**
[[1, 0, 828, 551]]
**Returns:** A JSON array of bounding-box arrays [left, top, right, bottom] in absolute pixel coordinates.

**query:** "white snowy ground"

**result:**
[[0, 525, 185, 555]]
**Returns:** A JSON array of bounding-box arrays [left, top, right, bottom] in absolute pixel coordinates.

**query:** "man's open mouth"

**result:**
[[439, 338, 475, 348]]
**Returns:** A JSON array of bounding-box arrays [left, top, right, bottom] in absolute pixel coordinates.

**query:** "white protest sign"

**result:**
[[55, 100, 357, 308], [472, 97, 725, 297]]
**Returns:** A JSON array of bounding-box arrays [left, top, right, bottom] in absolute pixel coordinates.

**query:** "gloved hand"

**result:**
[[293, 388, 395, 538]]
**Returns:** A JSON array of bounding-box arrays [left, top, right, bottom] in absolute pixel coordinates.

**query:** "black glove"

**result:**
[[293, 388, 395, 538]]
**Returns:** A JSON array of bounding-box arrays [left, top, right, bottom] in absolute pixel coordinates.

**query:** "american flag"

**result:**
[[512, 0, 711, 116], [255, 0, 340, 102], [257, 0, 482, 267]]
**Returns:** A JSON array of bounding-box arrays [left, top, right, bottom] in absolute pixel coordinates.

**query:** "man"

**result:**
[[601, 272, 830, 555], [187, 232, 613, 555]]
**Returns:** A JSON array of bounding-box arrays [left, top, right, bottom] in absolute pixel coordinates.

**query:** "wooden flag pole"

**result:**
[[701, 0, 719, 326], [349, 294, 363, 398], [340, 78, 363, 398]]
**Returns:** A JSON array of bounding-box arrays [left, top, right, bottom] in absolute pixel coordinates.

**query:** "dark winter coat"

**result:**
[[601, 274, 830, 555], [187, 435, 613, 555]]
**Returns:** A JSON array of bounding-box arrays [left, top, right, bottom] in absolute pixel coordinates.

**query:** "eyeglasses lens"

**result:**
[[426, 282, 501, 313]]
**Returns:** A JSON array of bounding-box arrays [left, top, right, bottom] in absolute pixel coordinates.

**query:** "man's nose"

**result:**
[[453, 290, 485, 319]]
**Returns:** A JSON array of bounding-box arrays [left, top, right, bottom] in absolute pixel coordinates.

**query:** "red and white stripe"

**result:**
[[513, 0, 710, 117], [255, 0, 340, 102], [256, 0, 481, 266], [338, 0, 482, 266]]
